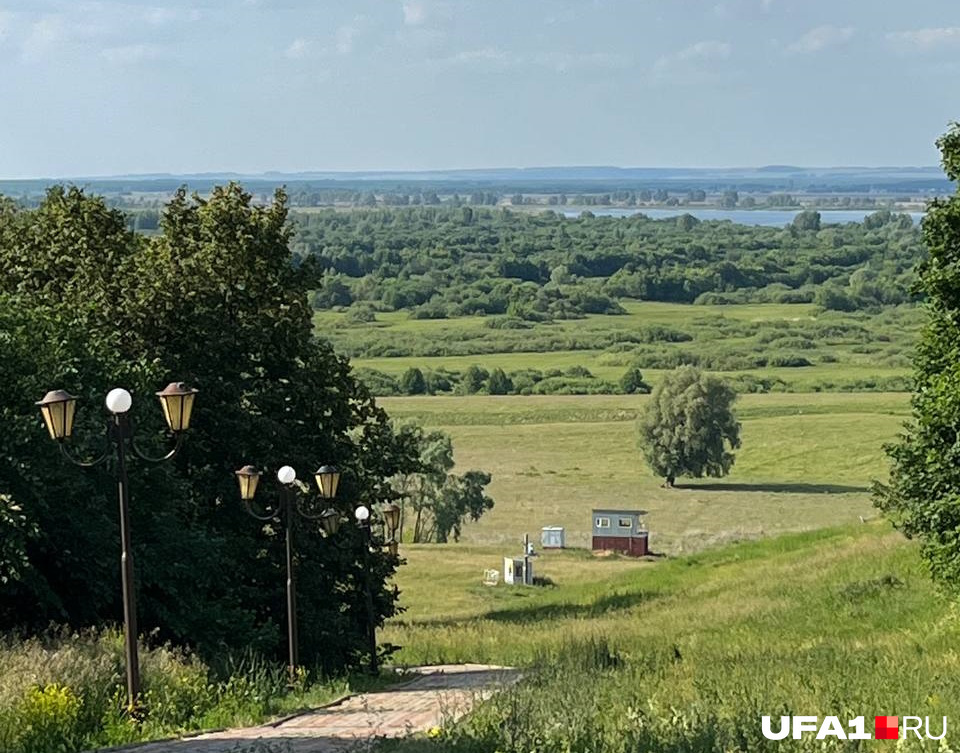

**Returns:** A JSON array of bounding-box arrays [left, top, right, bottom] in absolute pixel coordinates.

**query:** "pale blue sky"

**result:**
[[0, 0, 958, 177]]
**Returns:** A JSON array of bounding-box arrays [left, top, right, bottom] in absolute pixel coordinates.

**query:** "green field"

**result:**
[[381, 392, 909, 552]]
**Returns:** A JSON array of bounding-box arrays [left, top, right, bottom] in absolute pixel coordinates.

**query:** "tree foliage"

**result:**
[[620, 366, 652, 395], [296, 206, 922, 332], [875, 123, 960, 591], [390, 424, 494, 543], [0, 184, 412, 672], [637, 367, 741, 486]]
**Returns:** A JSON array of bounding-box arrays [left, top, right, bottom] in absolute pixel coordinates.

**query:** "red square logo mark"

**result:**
[[875, 716, 899, 740]]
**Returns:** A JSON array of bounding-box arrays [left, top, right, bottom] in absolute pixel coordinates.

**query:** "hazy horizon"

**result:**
[[5, 164, 947, 183]]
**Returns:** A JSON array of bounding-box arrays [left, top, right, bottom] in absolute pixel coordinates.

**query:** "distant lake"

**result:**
[[560, 208, 925, 226]]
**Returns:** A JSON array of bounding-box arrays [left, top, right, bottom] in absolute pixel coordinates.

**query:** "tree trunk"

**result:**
[[663, 475, 675, 488]]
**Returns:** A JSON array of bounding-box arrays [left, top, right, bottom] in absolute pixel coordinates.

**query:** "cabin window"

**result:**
[[595, 517, 610, 528], [618, 517, 633, 529]]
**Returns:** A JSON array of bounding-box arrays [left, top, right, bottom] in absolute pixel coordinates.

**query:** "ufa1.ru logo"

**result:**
[[761, 716, 947, 740]]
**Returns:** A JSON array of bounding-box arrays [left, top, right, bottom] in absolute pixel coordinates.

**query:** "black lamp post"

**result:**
[[351, 501, 401, 673], [234, 464, 340, 682], [37, 382, 198, 712]]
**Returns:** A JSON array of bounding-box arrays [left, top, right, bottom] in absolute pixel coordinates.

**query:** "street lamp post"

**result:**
[[37, 382, 198, 712], [353, 504, 378, 674], [234, 464, 341, 682], [352, 501, 401, 674]]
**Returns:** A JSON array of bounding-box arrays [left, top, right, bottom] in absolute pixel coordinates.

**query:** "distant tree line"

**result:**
[[356, 364, 651, 397], [296, 206, 923, 321]]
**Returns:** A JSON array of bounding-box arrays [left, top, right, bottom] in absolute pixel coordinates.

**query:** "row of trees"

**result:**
[[361, 365, 650, 397]]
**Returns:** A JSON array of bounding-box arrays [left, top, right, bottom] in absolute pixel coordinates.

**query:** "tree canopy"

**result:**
[[637, 367, 741, 486], [875, 123, 960, 591], [0, 184, 412, 671]]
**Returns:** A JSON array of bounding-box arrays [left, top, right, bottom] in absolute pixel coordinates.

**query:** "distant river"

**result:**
[[560, 208, 925, 226]]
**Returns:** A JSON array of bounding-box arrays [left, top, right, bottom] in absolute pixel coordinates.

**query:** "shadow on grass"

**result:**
[[482, 589, 658, 624], [677, 482, 870, 494]]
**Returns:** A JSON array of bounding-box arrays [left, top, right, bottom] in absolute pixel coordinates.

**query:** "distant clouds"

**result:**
[[886, 27, 960, 51], [284, 37, 309, 59], [144, 7, 201, 26], [652, 40, 732, 80], [449, 47, 630, 73], [100, 43, 164, 64], [667, 40, 732, 64], [335, 21, 360, 55], [402, 1, 427, 26], [786, 25, 855, 54], [283, 17, 362, 60]]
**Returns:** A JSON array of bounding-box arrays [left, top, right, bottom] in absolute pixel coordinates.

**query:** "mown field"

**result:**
[[380, 392, 909, 552]]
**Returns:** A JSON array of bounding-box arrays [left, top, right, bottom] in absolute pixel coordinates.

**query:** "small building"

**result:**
[[540, 526, 565, 549], [592, 509, 649, 557]]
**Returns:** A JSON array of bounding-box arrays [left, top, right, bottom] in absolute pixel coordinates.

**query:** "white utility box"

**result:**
[[503, 556, 533, 585]]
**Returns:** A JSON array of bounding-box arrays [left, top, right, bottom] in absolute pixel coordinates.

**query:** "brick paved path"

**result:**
[[112, 664, 517, 753]]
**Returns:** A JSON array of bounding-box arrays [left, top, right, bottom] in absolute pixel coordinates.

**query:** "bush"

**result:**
[[400, 367, 428, 395], [620, 367, 652, 395], [532, 377, 616, 395], [353, 368, 401, 396], [343, 305, 377, 324], [487, 368, 514, 395], [767, 354, 813, 368], [484, 317, 533, 330]]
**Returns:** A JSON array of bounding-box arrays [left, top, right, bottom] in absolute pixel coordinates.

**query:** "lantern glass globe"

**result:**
[[355, 505, 370, 522], [105, 388, 133, 414], [277, 466, 296, 484]]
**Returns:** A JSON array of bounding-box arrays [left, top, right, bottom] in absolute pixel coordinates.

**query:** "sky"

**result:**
[[0, 0, 958, 177]]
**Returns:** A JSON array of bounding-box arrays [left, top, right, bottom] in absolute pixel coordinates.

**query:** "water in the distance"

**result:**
[[560, 207, 924, 226]]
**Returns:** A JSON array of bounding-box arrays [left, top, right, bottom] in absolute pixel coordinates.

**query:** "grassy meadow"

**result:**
[[381, 524, 960, 752], [322, 301, 921, 392], [370, 381, 943, 750], [381, 392, 909, 552]]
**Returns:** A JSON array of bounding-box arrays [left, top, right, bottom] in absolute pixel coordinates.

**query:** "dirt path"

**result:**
[[111, 664, 517, 752]]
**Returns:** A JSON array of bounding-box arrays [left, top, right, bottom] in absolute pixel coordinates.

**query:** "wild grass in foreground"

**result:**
[[380, 523, 960, 751], [0, 629, 386, 753]]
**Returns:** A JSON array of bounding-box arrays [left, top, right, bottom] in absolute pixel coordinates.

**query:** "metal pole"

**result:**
[[362, 524, 377, 674], [523, 532, 530, 586], [284, 488, 299, 683], [114, 416, 141, 712]]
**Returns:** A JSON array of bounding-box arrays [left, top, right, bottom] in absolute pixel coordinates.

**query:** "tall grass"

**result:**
[[0, 628, 375, 753], [380, 525, 960, 752]]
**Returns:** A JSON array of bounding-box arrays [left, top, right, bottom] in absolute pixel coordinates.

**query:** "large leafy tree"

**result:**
[[637, 366, 741, 487], [0, 184, 409, 671], [389, 424, 494, 543], [875, 123, 960, 591]]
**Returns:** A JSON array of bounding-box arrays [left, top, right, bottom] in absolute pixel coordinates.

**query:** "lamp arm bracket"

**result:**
[[130, 431, 183, 464], [243, 499, 282, 523], [59, 438, 111, 468], [294, 504, 331, 521]]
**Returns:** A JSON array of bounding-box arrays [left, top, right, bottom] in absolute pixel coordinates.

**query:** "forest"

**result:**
[[300, 207, 922, 320]]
